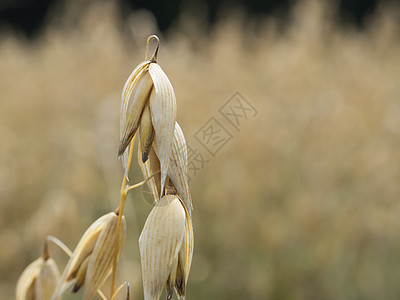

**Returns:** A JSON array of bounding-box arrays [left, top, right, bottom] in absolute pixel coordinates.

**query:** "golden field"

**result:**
[[1, 0, 400, 299]]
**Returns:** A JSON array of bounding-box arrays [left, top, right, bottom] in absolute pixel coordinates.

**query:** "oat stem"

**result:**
[[97, 289, 108, 300], [111, 136, 135, 299]]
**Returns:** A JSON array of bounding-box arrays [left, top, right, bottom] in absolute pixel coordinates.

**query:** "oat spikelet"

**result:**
[[16, 240, 60, 300], [174, 199, 194, 299], [119, 36, 176, 188], [119, 63, 153, 157], [164, 122, 192, 214], [51, 211, 126, 300], [139, 195, 193, 300], [140, 121, 192, 214], [119, 61, 153, 175], [148, 63, 177, 195]]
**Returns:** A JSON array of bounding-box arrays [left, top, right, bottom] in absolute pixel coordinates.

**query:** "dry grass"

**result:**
[[1, 0, 400, 299]]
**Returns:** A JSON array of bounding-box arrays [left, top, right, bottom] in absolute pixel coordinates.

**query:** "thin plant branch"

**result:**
[[112, 282, 130, 300], [97, 289, 108, 300], [46, 235, 73, 257], [125, 170, 161, 193]]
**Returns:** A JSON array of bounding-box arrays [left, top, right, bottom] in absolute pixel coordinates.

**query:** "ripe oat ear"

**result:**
[[119, 69, 153, 159], [148, 63, 177, 196], [139, 195, 186, 300], [51, 212, 126, 300], [17, 34, 194, 300], [16, 239, 60, 300], [118, 34, 176, 185], [132, 36, 194, 300], [82, 214, 126, 299], [163, 122, 192, 214], [138, 121, 192, 213]]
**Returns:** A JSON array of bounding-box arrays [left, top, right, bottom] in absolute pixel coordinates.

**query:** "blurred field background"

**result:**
[[1, 0, 400, 299]]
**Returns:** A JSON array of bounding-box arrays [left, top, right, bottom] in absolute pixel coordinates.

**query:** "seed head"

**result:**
[[51, 211, 126, 300], [16, 239, 60, 300], [119, 35, 176, 198], [138, 122, 193, 215], [139, 195, 194, 300]]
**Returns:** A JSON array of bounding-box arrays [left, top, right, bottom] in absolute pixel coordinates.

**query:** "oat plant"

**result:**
[[16, 35, 194, 300]]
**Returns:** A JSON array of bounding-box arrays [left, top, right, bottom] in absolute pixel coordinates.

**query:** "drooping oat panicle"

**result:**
[[139, 195, 193, 300], [51, 211, 126, 300], [16, 239, 60, 300], [119, 36, 177, 193]]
